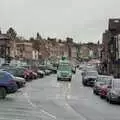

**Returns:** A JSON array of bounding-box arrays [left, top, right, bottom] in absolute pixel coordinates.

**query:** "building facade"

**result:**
[[16, 42, 33, 60], [101, 18, 120, 77]]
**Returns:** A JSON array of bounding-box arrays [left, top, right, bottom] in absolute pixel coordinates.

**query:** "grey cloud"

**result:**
[[0, 0, 120, 42]]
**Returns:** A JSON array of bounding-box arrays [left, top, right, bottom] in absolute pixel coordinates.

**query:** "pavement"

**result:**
[[0, 70, 120, 120]]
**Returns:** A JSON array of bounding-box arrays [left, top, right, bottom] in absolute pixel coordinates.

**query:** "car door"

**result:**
[[0, 72, 6, 84]]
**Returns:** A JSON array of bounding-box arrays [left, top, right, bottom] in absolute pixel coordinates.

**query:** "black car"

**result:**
[[82, 70, 98, 86], [37, 70, 45, 78], [14, 77, 26, 89], [93, 75, 113, 95], [106, 79, 120, 104], [39, 65, 52, 75]]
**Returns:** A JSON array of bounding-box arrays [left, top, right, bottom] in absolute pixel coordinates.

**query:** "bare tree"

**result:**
[[7, 27, 17, 40], [6, 27, 17, 58], [36, 32, 42, 40]]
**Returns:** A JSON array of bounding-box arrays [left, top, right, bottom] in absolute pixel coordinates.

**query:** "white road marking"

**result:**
[[40, 110, 56, 119], [23, 92, 57, 120]]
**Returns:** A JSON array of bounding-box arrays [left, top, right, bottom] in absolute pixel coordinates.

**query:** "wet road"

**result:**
[[0, 70, 120, 120]]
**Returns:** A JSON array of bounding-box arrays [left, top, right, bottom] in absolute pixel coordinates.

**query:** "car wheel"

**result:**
[[0, 87, 7, 99], [40, 74, 44, 78], [106, 96, 109, 102], [82, 81, 86, 86], [100, 95, 104, 99], [93, 90, 97, 95], [34, 76, 37, 79], [108, 96, 113, 104], [57, 78, 60, 81], [109, 99, 112, 104], [17, 83, 20, 89], [68, 78, 71, 81]]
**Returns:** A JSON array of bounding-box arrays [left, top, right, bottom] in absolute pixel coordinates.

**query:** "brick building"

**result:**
[[0, 33, 16, 62], [101, 18, 120, 77], [16, 41, 33, 60]]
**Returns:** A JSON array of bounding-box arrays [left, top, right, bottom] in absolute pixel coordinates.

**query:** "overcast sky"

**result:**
[[0, 0, 120, 43]]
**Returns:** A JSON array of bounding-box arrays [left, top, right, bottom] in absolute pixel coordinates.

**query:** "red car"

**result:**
[[28, 69, 38, 79], [99, 79, 112, 98], [24, 69, 37, 80]]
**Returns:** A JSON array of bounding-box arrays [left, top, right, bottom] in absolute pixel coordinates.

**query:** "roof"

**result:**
[[0, 34, 9, 40], [16, 42, 32, 46]]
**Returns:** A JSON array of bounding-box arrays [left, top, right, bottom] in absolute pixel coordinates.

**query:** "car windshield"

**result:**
[[5, 69, 16, 76], [58, 65, 71, 71], [16, 68, 25, 74], [87, 71, 98, 76], [39, 66, 46, 70]]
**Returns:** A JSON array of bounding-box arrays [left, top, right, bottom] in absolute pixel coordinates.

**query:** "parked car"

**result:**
[[99, 78, 112, 98], [23, 69, 33, 80], [30, 66, 45, 78], [44, 69, 51, 75], [37, 70, 45, 78], [106, 79, 120, 104], [39, 65, 52, 75], [0, 71, 18, 99], [79, 64, 85, 70], [47, 66, 57, 74], [29, 70, 38, 79], [15, 67, 26, 78], [9, 67, 33, 81], [93, 75, 113, 95], [14, 77, 26, 89], [2, 68, 26, 89], [82, 70, 98, 86]]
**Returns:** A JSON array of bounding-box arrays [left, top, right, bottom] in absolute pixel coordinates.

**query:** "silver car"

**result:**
[[106, 79, 120, 104]]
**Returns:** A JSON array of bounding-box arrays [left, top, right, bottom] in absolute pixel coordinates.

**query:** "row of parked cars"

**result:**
[[81, 64, 120, 104], [0, 64, 57, 99]]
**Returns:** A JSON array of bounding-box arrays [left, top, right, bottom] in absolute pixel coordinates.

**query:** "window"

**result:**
[[113, 80, 120, 88], [0, 73, 4, 79], [58, 65, 71, 71], [87, 71, 98, 76]]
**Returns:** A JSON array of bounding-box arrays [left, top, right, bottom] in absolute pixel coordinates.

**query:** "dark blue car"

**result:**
[[0, 71, 18, 99]]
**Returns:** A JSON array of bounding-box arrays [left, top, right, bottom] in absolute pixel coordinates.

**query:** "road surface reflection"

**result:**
[[56, 82, 72, 99]]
